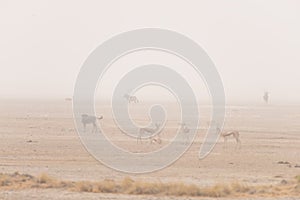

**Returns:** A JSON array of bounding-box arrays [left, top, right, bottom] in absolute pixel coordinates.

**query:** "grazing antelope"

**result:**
[[137, 123, 161, 144], [217, 127, 241, 148], [81, 114, 103, 133], [124, 94, 139, 103]]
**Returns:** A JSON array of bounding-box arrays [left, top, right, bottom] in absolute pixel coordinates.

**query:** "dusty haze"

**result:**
[[0, 0, 300, 104], [1, 2, 300, 199]]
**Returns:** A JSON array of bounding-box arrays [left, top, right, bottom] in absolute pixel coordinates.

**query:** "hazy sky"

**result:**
[[0, 0, 299, 104]]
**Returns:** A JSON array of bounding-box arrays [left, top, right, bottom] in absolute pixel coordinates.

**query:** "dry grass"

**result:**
[[0, 172, 299, 198], [295, 175, 300, 184], [294, 175, 300, 193]]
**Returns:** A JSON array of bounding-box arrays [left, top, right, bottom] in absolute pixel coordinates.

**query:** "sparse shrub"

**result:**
[[0, 178, 10, 187], [0, 172, 299, 197], [121, 176, 134, 191], [12, 171, 20, 177], [75, 181, 93, 192], [98, 179, 118, 193], [202, 184, 232, 197], [37, 173, 53, 184], [231, 182, 250, 193], [58, 181, 74, 188]]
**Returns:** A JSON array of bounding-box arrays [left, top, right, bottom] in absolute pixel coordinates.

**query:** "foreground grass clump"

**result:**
[[0, 172, 74, 190], [296, 175, 300, 184], [0, 172, 300, 198], [294, 175, 300, 192], [0, 172, 35, 189]]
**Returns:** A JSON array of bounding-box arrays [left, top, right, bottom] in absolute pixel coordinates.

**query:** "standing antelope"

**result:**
[[137, 123, 161, 144], [179, 123, 190, 144], [124, 94, 139, 103], [217, 127, 241, 148], [263, 91, 269, 104], [81, 114, 103, 133]]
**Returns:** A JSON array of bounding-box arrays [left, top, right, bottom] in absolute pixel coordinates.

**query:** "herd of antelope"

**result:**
[[80, 93, 241, 148]]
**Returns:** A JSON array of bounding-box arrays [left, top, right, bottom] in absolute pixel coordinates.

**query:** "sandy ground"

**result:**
[[0, 189, 299, 200], [0, 100, 300, 199]]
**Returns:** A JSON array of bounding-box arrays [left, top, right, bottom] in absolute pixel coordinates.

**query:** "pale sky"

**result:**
[[0, 0, 300, 104]]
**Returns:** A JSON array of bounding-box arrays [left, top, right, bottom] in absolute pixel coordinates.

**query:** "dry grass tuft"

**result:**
[[202, 184, 232, 197], [0, 172, 299, 198], [294, 176, 300, 192], [296, 175, 300, 184], [0, 171, 35, 189], [37, 173, 56, 186], [74, 181, 93, 192]]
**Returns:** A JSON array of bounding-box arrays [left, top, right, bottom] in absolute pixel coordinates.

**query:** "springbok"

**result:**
[[81, 114, 103, 133], [137, 123, 161, 144], [217, 127, 241, 148], [124, 94, 139, 103]]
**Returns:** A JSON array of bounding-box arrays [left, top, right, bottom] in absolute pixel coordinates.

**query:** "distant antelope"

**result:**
[[124, 94, 139, 103], [217, 127, 241, 148], [179, 123, 190, 144], [263, 92, 269, 104], [137, 123, 161, 144], [81, 114, 103, 133]]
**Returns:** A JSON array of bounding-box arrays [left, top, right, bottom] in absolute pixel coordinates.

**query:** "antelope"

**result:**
[[81, 114, 103, 133], [217, 127, 241, 148], [179, 123, 190, 144], [137, 123, 161, 144], [124, 94, 139, 103], [263, 91, 269, 104]]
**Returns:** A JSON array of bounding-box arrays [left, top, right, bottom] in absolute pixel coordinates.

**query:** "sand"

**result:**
[[0, 189, 299, 200], [0, 99, 299, 199]]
